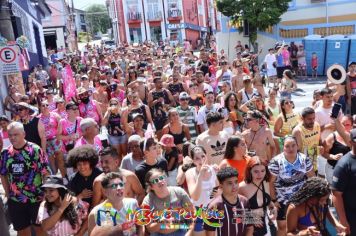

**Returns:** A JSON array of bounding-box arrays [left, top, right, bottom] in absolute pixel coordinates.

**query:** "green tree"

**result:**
[[216, 0, 289, 51], [85, 4, 111, 35]]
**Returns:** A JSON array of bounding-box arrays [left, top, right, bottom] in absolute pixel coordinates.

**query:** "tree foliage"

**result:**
[[85, 4, 111, 35], [216, 0, 289, 49]]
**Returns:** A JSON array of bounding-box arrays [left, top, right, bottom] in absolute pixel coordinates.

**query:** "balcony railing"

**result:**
[[147, 11, 162, 21], [168, 9, 182, 19], [127, 12, 142, 22]]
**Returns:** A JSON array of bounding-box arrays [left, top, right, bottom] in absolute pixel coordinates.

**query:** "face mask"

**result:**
[[81, 97, 90, 104]]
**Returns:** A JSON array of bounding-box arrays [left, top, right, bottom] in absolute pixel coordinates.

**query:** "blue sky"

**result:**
[[73, 0, 106, 10]]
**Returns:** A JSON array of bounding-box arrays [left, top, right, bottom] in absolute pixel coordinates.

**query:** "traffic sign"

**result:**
[[0, 46, 20, 75]]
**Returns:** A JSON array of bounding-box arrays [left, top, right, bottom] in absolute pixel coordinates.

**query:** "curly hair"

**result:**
[[67, 145, 99, 169], [45, 188, 78, 230], [288, 177, 330, 206]]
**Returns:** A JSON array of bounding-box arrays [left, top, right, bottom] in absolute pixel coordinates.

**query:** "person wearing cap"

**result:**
[[346, 61, 356, 115], [237, 75, 259, 106], [332, 128, 356, 235], [125, 113, 146, 139], [16, 101, 47, 151], [242, 110, 276, 165], [176, 92, 198, 141], [196, 90, 221, 133], [159, 133, 181, 186], [92, 147, 145, 207], [88, 172, 143, 236], [216, 60, 233, 87], [0, 122, 51, 236], [80, 75, 95, 95], [37, 175, 89, 236], [78, 87, 103, 125]]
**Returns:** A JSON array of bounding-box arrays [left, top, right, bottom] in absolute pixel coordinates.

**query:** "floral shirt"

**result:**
[[0, 142, 50, 203]]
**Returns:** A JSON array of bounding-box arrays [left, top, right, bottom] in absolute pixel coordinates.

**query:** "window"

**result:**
[[80, 15, 85, 23]]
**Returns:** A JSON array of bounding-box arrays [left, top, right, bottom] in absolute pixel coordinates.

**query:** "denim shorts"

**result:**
[[108, 134, 128, 145]]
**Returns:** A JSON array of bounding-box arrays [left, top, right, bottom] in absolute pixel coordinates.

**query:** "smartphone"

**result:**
[[330, 103, 342, 118]]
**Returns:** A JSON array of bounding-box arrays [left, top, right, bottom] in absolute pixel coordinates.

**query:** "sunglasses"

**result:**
[[79, 93, 89, 97], [69, 107, 78, 111], [180, 98, 189, 101], [284, 101, 293, 105], [106, 182, 125, 189], [41, 104, 49, 107], [150, 175, 166, 184], [110, 103, 118, 106]]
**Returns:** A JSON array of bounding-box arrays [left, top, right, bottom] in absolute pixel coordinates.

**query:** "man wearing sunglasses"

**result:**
[[88, 172, 143, 236], [121, 135, 144, 172]]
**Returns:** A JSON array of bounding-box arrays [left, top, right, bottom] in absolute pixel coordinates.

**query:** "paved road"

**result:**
[[6, 77, 331, 236]]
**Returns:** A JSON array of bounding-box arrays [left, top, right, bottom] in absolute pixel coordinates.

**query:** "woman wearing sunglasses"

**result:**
[[58, 102, 83, 157], [142, 168, 194, 236], [38, 100, 65, 177], [103, 98, 127, 163], [274, 98, 299, 152]]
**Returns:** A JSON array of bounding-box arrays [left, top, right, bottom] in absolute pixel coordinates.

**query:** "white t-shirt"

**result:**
[[264, 53, 277, 76], [196, 130, 229, 166], [315, 105, 342, 141], [197, 104, 221, 131], [217, 69, 233, 85]]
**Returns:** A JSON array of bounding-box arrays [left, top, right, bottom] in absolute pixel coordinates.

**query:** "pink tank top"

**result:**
[[79, 100, 100, 124], [60, 117, 82, 146], [54, 108, 68, 119], [75, 136, 102, 153], [38, 112, 58, 140], [110, 90, 125, 104]]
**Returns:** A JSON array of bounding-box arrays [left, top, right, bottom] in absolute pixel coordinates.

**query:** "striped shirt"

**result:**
[[176, 106, 197, 141], [204, 194, 252, 236]]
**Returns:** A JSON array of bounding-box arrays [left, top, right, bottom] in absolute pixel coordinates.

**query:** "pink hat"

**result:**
[[159, 134, 176, 147]]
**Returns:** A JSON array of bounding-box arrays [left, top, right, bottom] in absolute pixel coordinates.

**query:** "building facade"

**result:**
[[107, 0, 221, 48], [42, 0, 76, 51], [73, 8, 88, 33], [217, 0, 356, 61]]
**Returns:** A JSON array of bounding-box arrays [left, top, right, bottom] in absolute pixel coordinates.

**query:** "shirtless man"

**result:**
[[127, 76, 149, 104], [92, 147, 145, 206], [242, 110, 276, 165], [231, 61, 245, 94], [326, 77, 347, 113], [93, 80, 109, 115]]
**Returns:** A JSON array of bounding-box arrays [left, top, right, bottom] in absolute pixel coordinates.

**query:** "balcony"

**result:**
[[147, 11, 162, 22], [167, 9, 182, 21], [127, 12, 142, 23]]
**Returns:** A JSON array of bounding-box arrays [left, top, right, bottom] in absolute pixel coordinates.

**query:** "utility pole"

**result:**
[[71, 0, 78, 51]]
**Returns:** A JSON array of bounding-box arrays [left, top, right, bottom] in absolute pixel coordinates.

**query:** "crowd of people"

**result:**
[[0, 39, 356, 236]]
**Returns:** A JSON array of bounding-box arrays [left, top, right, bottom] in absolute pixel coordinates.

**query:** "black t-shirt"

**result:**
[[135, 158, 168, 189], [68, 167, 102, 207], [164, 148, 179, 171], [331, 151, 356, 212]]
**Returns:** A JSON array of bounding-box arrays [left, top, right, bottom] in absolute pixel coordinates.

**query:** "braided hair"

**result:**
[[288, 177, 330, 206]]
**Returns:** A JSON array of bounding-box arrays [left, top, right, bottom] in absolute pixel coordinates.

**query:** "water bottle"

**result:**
[[96, 202, 118, 226]]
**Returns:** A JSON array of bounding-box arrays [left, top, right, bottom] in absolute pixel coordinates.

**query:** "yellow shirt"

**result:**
[[299, 123, 321, 170], [280, 112, 300, 136]]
